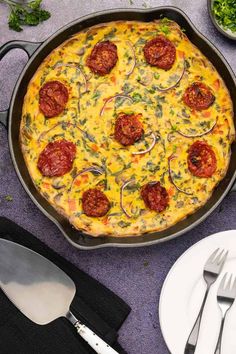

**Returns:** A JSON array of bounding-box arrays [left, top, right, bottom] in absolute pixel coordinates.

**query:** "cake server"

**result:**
[[0, 239, 119, 354]]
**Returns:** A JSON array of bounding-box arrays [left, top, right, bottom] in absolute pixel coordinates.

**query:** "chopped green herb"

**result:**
[[122, 82, 133, 94], [5, 195, 13, 202], [173, 191, 179, 201], [146, 87, 155, 94], [79, 118, 87, 126], [159, 17, 172, 25], [135, 38, 146, 46], [35, 179, 41, 186], [173, 145, 177, 153], [115, 96, 128, 108], [124, 51, 130, 59], [155, 104, 163, 118], [181, 108, 190, 118], [176, 201, 184, 208], [145, 161, 160, 173], [92, 91, 101, 100], [24, 113, 31, 128], [104, 28, 117, 40], [74, 212, 84, 217], [132, 92, 143, 103], [159, 25, 170, 35], [86, 34, 94, 41], [155, 95, 166, 103], [185, 59, 191, 69], [118, 220, 131, 228], [154, 73, 160, 80], [200, 120, 211, 129], [61, 121, 68, 130], [213, 0, 236, 33]]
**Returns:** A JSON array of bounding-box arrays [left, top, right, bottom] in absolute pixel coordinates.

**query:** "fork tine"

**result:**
[[226, 274, 233, 291], [214, 249, 225, 265], [232, 277, 236, 291], [207, 248, 220, 263], [218, 273, 228, 291], [218, 250, 228, 271], [231, 277, 236, 296]]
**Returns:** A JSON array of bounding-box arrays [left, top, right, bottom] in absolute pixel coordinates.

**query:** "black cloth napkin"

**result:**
[[0, 217, 131, 354]]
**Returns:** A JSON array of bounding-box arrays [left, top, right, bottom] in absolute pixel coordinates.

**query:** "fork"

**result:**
[[184, 248, 228, 354], [214, 273, 236, 354]]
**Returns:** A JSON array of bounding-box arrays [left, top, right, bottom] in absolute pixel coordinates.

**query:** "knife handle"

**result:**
[[74, 321, 119, 354]]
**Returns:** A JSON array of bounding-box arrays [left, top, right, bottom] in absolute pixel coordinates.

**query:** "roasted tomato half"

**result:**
[[82, 188, 110, 217], [183, 82, 215, 111], [37, 139, 76, 177], [187, 141, 217, 178], [86, 41, 118, 76], [141, 181, 169, 212], [114, 112, 144, 146], [143, 35, 176, 70], [39, 80, 69, 118]]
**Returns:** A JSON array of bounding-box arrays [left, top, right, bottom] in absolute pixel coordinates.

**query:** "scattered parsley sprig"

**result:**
[[1, 0, 51, 32]]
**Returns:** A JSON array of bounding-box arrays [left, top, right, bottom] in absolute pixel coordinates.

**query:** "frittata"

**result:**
[[20, 19, 235, 237]]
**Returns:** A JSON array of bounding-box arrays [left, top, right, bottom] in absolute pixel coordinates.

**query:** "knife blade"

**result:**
[[0, 239, 119, 354]]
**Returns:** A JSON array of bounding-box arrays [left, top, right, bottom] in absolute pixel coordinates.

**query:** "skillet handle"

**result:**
[[0, 40, 42, 60], [0, 40, 42, 129], [0, 111, 8, 128]]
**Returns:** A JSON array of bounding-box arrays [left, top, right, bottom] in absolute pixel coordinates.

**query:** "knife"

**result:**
[[0, 239, 119, 354]]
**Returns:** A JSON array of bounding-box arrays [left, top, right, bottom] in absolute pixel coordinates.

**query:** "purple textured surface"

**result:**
[[0, 1, 236, 353]]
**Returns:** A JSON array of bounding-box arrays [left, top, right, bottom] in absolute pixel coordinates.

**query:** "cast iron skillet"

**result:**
[[0, 7, 236, 250]]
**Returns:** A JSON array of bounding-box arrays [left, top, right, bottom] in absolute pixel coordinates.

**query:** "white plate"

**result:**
[[159, 230, 236, 354]]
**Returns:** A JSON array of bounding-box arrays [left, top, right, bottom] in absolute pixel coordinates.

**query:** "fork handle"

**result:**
[[184, 287, 210, 353], [214, 316, 226, 354]]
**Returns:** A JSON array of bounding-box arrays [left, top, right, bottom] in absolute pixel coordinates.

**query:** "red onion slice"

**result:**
[[52, 180, 66, 190], [126, 41, 136, 77], [155, 58, 185, 92], [69, 166, 104, 191], [54, 62, 88, 92], [100, 94, 133, 116], [168, 155, 193, 195], [53, 193, 63, 204], [169, 119, 217, 138], [37, 122, 62, 142], [132, 133, 157, 155], [38, 115, 95, 143], [138, 72, 153, 86], [120, 179, 136, 218]]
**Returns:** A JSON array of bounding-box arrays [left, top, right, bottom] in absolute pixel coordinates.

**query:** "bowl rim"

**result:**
[[207, 0, 236, 41]]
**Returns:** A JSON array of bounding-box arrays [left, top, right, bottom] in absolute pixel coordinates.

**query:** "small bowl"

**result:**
[[208, 0, 236, 40]]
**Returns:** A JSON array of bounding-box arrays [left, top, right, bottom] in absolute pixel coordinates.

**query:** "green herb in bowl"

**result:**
[[213, 0, 236, 33]]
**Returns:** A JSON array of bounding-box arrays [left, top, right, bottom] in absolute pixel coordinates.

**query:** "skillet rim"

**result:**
[[6, 6, 236, 249]]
